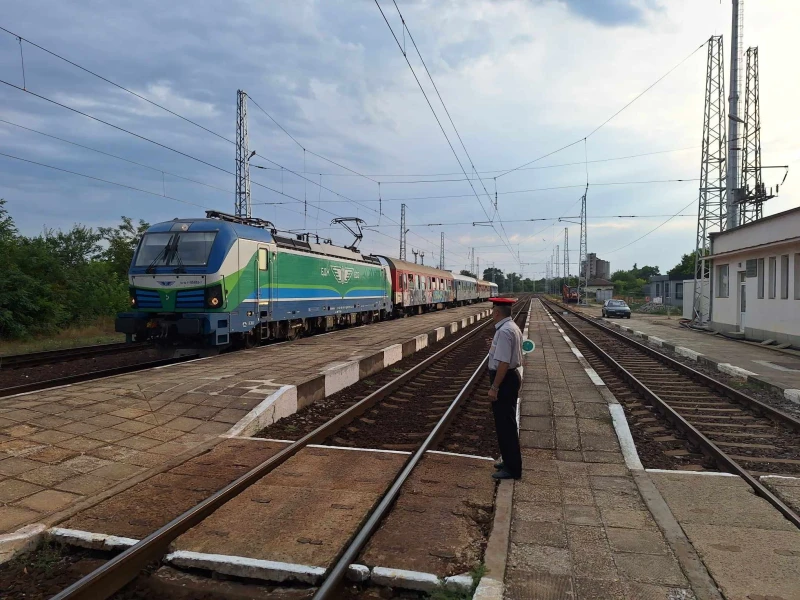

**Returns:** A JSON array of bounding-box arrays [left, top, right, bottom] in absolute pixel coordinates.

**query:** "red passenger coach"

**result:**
[[380, 257, 455, 316]]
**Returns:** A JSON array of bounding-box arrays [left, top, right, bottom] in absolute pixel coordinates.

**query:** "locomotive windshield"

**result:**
[[135, 232, 217, 268]]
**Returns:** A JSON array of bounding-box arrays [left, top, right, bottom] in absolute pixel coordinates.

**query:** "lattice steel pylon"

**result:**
[[578, 191, 588, 304], [400, 204, 408, 261], [235, 90, 251, 219], [693, 36, 727, 324], [439, 232, 445, 270], [555, 244, 560, 282], [563, 227, 569, 281], [738, 47, 771, 225]]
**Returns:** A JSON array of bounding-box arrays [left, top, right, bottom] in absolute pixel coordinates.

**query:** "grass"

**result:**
[[0, 317, 124, 356], [390, 367, 405, 374], [363, 379, 375, 386], [14, 541, 64, 577]]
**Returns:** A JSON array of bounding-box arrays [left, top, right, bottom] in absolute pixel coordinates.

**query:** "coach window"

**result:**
[[258, 248, 268, 270], [716, 264, 729, 298]]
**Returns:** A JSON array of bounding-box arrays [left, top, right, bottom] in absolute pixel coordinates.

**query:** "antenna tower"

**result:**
[[692, 36, 727, 324], [578, 192, 588, 304], [235, 90, 252, 219], [563, 227, 569, 281], [439, 232, 445, 270]]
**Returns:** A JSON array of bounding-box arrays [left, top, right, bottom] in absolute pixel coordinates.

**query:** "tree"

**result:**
[[634, 265, 661, 280], [459, 269, 477, 278], [668, 252, 696, 278], [99, 216, 149, 279], [483, 267, 506, 291]]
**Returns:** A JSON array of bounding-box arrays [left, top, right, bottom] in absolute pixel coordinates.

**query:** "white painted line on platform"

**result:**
[[232, 437, 413, 455], [224, 385, 297, 438], [675, 346, 702, 361], [785, 389, 800, 404], [585, 368, 605, 386], [571, 347, 584, 360], [717, 363, 758, 379], [372, 566, 441, 593], [49, 527, 139, 550], [609, 404, 643, 471], [645, 469, 738, 477], [760, 474, 800, 482], [648, 336, 666, 347], [165, 550, 325, 585], [427, 450, 494, 461], [154, 355, 216, 369]]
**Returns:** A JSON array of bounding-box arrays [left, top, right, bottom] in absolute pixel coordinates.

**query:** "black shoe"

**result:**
[[494, 461, 504, 471], [492, 470, 520, 480]]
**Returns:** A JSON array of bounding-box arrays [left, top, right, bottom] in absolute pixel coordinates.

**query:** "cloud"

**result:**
[[552, 0, 655, 26]]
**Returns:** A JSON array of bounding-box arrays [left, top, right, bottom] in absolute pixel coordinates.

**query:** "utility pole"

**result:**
[[555, 244, 560, 285], [420, 251, 425, 266], [477, 257, 481, 280], [726, 0, 744, 229], [399, 204, 408, 261], [235, 90, 252, 219], [563, 227, 569, 282], [578, 192, 588, 305], [470, 248, 475, 276], [693, 36, 727, 324], [412, 249, 419, 264], [439, 232, 445, 270]]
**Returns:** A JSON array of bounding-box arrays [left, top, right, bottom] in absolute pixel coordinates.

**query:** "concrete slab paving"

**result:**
[[504, 300, 698, 600], [0, 303, 490, 534]]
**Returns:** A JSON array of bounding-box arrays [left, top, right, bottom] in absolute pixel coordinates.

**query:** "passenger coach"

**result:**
[[379, 257, 455, 316]]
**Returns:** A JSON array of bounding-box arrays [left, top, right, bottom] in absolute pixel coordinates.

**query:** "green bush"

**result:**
[[0, 199, 147, 339]]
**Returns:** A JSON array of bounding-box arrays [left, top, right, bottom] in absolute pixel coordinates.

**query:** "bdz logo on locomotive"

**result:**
[[332, 266, 354, 284], [157, 280, 176, 287]]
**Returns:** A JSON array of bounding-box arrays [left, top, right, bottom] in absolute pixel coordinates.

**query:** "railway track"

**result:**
[[0, 341, 147, 370], [50, 297, 530, 599], [541, 297, 800, 528]]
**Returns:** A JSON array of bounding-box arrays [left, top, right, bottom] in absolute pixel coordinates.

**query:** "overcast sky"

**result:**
[[1, 0, 798, 278]]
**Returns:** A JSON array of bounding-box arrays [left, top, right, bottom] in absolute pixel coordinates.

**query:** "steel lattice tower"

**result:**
[[439, 232, 445, 270], [739, 47, 766, 225], [692, 36, 727, 324], [555, 245, 560, 282], [563, 227, 569, 281], [235, 90, 251, 219], [578, 192, 588, 304], [399, 204, 408, 261]]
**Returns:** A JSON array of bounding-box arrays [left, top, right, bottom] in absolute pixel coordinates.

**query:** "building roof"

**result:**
[[587, 278, 614, 287], [710, 205, 800, 238]]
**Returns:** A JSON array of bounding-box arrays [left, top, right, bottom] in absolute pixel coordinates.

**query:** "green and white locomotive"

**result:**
[[116, 211, 391, 349]]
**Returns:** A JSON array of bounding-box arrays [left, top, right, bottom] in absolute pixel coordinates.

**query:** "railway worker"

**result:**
[[487, 297, 523, 480]]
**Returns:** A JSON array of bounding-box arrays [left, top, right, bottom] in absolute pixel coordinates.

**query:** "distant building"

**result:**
[[582, 253, 611, 280], [585, 278, 615, 302], [644, 274, 685, 308], [706, 206, 800, 347]]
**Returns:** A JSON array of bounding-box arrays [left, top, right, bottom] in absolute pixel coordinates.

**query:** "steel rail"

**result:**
[[49, 303, 510, 600], [0, 355, 199, 398], [313, 300, 528, 599], [0, 342, 147, 369], [544, 301, 800, 529], [542, 298, 800, 431]]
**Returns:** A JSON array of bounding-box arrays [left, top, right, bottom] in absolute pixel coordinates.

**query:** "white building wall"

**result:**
[[682, 279, 710, 320], [710, 242, 800, 346]]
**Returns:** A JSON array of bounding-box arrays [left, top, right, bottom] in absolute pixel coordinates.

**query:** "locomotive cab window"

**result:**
[[258, 248, 268, 271]]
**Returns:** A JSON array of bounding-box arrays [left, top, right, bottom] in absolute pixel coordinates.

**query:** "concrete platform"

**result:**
[[0, 303, 490, 536], [575, 304, 800, 403], [499, 300, 800, 600]]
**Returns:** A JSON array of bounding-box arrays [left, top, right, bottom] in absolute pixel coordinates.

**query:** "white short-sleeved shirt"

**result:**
[[488, 316, 523, 371]]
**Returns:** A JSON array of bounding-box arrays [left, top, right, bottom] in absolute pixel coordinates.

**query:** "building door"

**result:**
[[257, 247, 271, 319], [738, 272, 746, 332]]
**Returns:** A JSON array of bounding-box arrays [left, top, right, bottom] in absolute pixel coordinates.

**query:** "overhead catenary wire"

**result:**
[[374, 0, 519, 266], [495, 39, 708, 180], [601, 197, 699, 255]]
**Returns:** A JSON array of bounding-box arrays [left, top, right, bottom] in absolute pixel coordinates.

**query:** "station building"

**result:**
[[707, 205, 800, 347]]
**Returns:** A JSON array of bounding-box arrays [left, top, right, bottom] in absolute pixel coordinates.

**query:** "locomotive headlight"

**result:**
[[205, 283, 224, 309], [130, 297, 137, 307], [129, 287, 137, 307]]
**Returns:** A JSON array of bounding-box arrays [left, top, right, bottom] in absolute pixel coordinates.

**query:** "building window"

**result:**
[[769, 257, 777, 299], [795, 254, 800, 300], [781, 255, 790, 299], [676, 283, 683, 299], [665, 282, 671, 299], [758, 258, 765, 299], [717, 264, 729, 298]]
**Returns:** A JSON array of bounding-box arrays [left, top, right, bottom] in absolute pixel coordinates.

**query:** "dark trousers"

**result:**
[[489, 369, 522, 478]]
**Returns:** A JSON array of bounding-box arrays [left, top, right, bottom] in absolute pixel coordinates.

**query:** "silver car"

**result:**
[[602, 299, 631, 319]]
